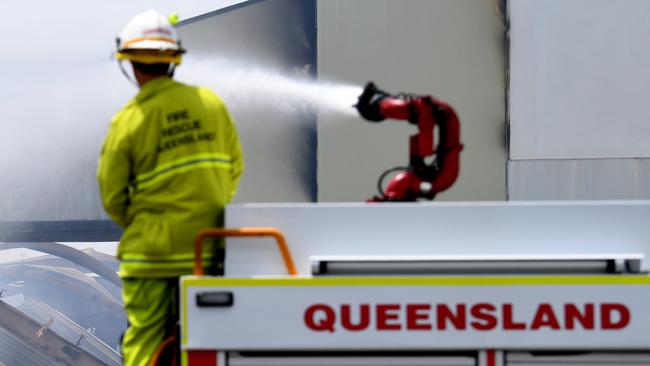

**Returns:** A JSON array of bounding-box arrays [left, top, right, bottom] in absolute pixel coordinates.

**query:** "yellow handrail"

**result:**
[[194, 227, 298, 276]]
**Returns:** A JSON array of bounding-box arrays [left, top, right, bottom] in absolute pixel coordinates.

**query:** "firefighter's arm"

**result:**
[[97, 122, 131, 228], [227, 112, 244, 200]]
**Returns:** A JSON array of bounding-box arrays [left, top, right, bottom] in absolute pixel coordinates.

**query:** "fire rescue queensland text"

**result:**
[[304, 302, 630, 333]]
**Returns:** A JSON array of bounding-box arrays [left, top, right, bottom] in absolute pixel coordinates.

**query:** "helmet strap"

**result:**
[[167, 63, 177, 78], [118, 60, 140, 87]]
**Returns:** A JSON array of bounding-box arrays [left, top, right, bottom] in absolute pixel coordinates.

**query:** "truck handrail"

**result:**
[[194, 227, 298, 276]]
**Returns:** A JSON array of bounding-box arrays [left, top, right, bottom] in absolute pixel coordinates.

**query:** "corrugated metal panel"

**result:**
[[0, 249, 125, 356], [20, 300, 120, 365], [0, 300, 108, 365], [0, 326, 65, 365], [508, 159, 650, 200]]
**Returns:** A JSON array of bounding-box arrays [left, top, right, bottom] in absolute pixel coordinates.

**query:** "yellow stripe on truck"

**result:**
[[181, 275, 650, 288]]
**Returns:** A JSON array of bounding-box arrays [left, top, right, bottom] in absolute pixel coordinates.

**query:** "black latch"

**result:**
[[196, 291, 234, 307]]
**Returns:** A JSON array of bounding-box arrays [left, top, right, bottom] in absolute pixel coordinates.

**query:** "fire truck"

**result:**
[[179, 201, 650, 366], [177, 83, 650, 366]]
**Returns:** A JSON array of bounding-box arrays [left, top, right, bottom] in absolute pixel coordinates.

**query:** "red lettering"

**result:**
[[341, 304, 370, 331], [470, 303, 498, 331], [304, 304, 336, 332], [565, 303, 594, 330], [503, 303, 526, 330], [143, 27, 173, 35], [306, 302, 627, 334], [531, 303, 561, 330], [436, 304, 466, 330], [601, 303, 630, 330], [406, 304, 432, 330], [377, 304, 401, 330]]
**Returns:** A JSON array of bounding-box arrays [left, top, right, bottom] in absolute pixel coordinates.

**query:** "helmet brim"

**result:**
[[122, 39, 182, 52], [115, 50, 183, 65]]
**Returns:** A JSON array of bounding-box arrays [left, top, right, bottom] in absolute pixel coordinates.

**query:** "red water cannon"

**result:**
[[355, 82, 463, 202]]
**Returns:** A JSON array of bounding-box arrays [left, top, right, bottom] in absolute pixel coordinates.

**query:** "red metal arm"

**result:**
[[373, 96, 463, 201]]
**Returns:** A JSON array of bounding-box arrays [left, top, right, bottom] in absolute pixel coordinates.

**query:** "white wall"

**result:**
[[317, 0, 507, 202], [510, 0, 650, 159], [178, 0, 318, 203], [0, 1, 247, 221], [508, 0, 650, 200]]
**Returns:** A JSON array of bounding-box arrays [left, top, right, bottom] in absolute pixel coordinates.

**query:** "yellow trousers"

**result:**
[[121, 278, 178, 366]]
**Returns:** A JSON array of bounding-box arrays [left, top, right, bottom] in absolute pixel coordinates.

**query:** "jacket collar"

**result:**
[[135, 76, 177, 103]]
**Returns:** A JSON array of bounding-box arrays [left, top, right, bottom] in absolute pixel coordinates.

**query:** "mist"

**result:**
[[178, 55, 362, 118], [0, 54, 362, 221]]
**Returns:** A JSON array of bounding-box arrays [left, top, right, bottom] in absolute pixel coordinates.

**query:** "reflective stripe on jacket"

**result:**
[[97, 77, 243, 278]]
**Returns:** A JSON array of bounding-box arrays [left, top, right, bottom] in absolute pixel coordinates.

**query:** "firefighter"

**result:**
[[97, 9, 244, 365]]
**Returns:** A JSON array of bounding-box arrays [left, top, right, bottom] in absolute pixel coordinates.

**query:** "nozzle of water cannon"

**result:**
[[355, 82, 389, 122]]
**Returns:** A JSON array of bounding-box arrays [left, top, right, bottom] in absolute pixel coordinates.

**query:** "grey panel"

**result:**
[[317, 0, 507, 202], [508, 159, 650, 200], [0, 221, 121, 242]]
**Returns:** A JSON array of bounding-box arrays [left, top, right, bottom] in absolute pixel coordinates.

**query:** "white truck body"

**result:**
[[180, 202, 650, 365]]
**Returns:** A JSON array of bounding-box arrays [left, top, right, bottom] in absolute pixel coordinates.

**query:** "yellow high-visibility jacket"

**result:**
[[98, 77, 243, 278]]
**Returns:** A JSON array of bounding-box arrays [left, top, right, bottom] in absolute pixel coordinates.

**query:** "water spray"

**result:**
[[177, 56, 363, 118]]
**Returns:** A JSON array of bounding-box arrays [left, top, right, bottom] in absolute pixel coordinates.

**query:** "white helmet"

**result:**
[[116, 10, 185, 65]]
